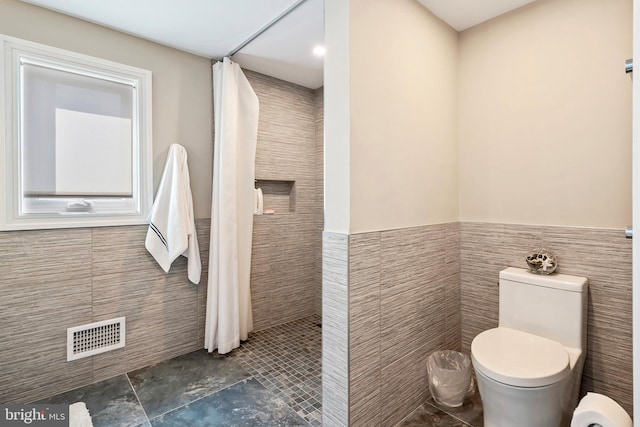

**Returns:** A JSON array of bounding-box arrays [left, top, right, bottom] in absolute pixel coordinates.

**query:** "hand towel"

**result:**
[[254, 188, 263, 215], [145, 144, 201, 284]]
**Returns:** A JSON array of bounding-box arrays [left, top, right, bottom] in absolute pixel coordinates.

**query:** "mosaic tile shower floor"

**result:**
[[228, 314, 323, 426]]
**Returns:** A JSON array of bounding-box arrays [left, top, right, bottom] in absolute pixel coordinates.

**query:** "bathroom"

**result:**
[[0, 0, 634, 426], [323, 0, 632, 424]]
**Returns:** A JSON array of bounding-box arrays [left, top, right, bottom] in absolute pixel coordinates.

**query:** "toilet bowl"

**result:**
[[471, 267, 588, 427]]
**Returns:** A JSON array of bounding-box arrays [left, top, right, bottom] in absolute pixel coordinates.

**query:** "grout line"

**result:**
[[90, 229, 95, 384], [393, 403, 423, 426], [125, 373, 152, 426], [144, 377, 254, 423], [141, 314, 322, 425], [422, 399, 478, 427]]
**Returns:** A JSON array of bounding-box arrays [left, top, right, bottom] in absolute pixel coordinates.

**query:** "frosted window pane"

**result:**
[[21, 62, 134, 196], [55, 108, 132, 196]]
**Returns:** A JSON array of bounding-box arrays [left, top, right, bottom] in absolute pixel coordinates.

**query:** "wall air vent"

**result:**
[[67, 317, 125, 361]]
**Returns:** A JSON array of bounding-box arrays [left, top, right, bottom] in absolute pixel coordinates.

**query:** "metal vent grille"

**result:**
[[67, 317, 125, 361]]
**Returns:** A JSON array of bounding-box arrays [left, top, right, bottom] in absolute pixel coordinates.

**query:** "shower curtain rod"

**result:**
[[220, 0, 309, 60]]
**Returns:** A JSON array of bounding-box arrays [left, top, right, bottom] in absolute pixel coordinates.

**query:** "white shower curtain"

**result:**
[[205, 58, 259, 354]]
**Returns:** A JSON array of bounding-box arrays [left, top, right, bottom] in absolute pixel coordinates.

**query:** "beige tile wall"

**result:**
[[460, 222, 633, 414], [348, 233, 382, 426], [371, 223, 460, 426], [325, 220, 631, 425], [314, 88, 324, 315], [0, 222, 208, 403], [322, 231, 350, 427], [322, 223, 460, 427], [244, 71, 323, 330]]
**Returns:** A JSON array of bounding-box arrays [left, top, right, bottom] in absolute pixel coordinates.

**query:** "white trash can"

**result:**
[[427, 350, 472, 408]]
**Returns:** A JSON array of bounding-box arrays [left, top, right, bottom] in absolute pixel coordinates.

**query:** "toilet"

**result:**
[[471, 267, 588, 427]]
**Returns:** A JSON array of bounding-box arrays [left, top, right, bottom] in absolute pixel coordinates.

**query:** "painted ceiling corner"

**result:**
[[19, 0, 539, 89]]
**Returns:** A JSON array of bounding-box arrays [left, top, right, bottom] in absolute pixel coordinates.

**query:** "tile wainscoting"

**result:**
[[1, 212, 320, 405], [322, 221, 632, 425], [0, 222, 209, 404], [322, 223, 461, 427], [322, 231, 350, 427], [460, 222, 632, 414]]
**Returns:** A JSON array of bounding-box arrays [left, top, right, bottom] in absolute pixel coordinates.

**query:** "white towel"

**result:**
[[69, 402, 93, 427], [145, 144, 201, 284], [254, 188, 263, 215]]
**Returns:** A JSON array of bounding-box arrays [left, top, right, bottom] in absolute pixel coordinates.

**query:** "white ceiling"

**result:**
[[417, 0, 537, 31], [21, 0, 537, 89]]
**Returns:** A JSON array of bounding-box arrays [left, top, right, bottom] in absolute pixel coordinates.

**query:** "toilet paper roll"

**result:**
[[571, 392, 632, 427]]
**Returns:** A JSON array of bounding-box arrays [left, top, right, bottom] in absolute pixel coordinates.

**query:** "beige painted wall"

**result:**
[[324, 0, 351, 234], [458, 0, 633, 228], [325, 0, 459, 234], [349, 0, 459, 233], [0, 0, 213, 218]]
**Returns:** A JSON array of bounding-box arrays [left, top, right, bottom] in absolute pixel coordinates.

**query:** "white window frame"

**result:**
[[0, 34, 153, 230]]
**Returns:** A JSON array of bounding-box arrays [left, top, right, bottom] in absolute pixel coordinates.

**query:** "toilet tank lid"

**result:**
[[471, 327, 570, 388], [500, 267, 587, 292]]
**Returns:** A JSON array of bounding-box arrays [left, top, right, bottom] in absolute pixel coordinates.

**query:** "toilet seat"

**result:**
[[471, 327, 570, 388]]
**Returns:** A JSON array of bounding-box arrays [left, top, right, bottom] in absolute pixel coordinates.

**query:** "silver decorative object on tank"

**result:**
[[525, 249, 557, 274]]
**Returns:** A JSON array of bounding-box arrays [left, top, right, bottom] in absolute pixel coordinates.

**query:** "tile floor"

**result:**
[[38, 315, 322, 427], [38, 312, 482, 426], [228, 314, 322, 425]]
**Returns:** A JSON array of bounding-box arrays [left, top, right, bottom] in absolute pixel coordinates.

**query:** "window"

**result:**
[[0, 34, 152, 230]]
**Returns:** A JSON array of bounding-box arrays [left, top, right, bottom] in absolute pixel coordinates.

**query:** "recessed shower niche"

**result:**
[[256, 179, 296, 214]]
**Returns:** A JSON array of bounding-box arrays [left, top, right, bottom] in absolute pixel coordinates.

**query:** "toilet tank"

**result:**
[[499, 267, 588, 350]]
